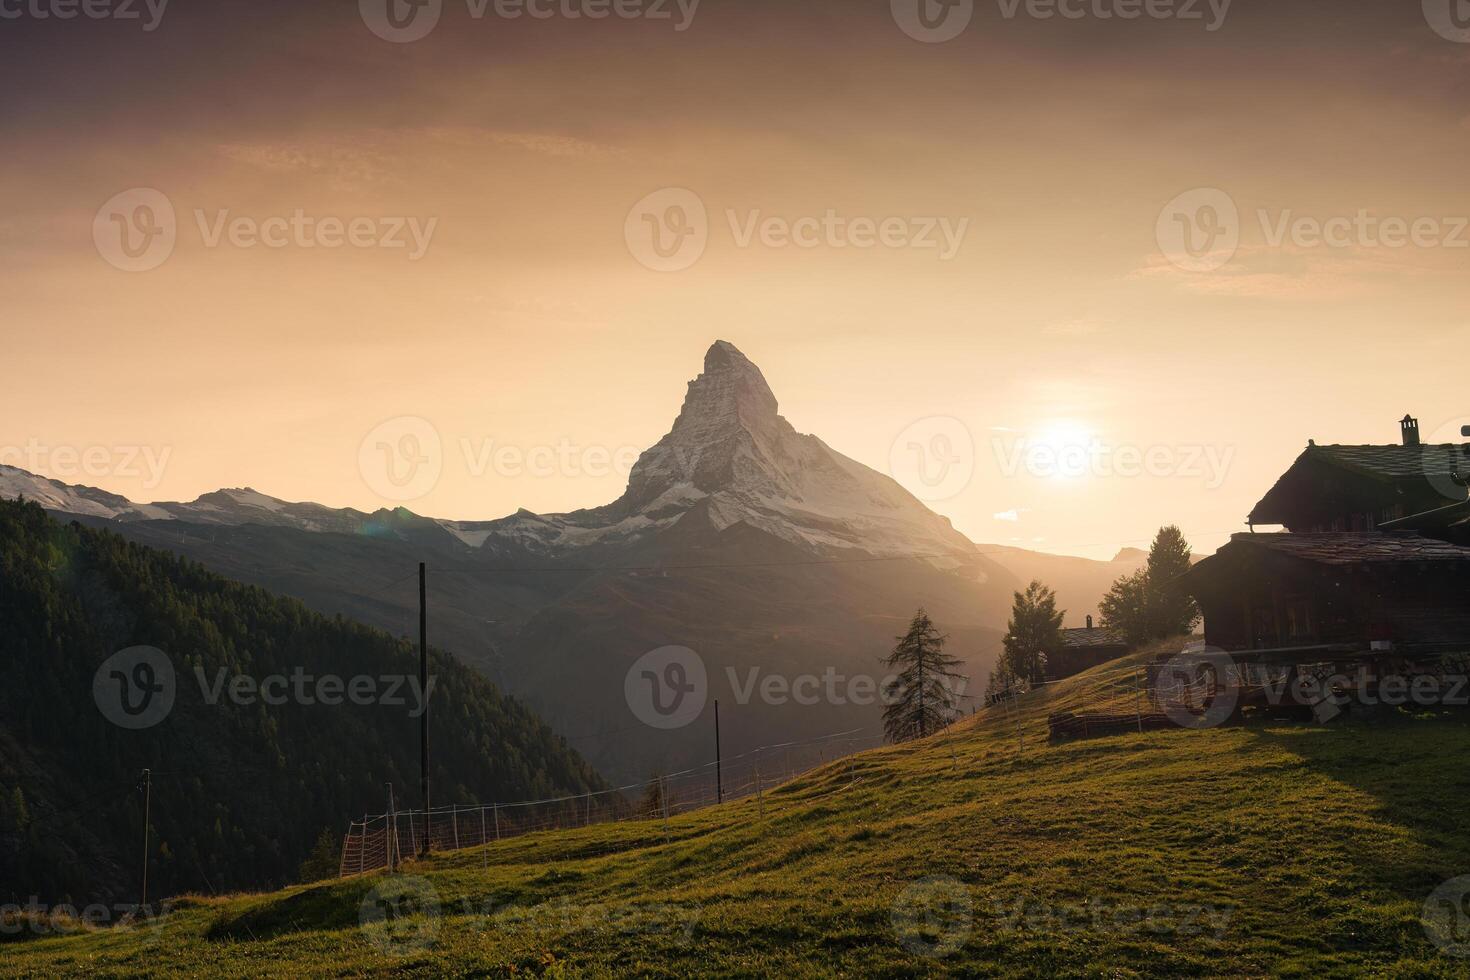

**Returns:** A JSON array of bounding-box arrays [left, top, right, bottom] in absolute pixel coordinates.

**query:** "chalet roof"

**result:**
[[1221, 531, 1470, 566], [1308, 444, 1468, 480], [1059, 626, 1126, 648], [1248, 443, 1469, 525]]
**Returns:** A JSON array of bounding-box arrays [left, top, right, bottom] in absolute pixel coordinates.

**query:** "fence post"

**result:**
[[386, 786, 398, 873], [660, 775, 670, 838], [493, 803, 501, 841], [1135, 667, 1144, 733], [452, 805, 460, 850], [338, 822, 353, 878]]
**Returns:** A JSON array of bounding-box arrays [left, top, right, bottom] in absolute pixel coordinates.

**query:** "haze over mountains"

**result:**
[[2, 342, 1144, 776]]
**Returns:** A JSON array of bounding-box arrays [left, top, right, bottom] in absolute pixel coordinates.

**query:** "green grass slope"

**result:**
[[7, 647, 1470, 978]]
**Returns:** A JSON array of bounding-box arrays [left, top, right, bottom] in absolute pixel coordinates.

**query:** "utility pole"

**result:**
[[419, 562, 431, 857], [139, 768, 151, 910], [714, 699, 723, 804]]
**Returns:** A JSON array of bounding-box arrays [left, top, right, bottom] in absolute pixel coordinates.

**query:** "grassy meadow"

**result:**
[[7, 646, 1470, 978]]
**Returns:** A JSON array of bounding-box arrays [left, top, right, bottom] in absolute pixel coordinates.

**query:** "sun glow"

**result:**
[[1030, 422, 1098, 481]]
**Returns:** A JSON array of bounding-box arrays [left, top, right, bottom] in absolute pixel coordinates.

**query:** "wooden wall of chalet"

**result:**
[[1195, 561, 1470, 652]]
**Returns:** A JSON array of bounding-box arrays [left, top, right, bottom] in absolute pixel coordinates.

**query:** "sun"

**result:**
[[1032, 421, 1097, 481]]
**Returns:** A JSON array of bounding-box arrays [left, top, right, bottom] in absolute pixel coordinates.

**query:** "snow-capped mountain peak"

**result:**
[[3, 341, 979, 562]]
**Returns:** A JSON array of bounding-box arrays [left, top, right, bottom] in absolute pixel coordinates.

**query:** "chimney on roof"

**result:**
[[1401, 414, 1421, 447], [1086, 614, 1094, 629]]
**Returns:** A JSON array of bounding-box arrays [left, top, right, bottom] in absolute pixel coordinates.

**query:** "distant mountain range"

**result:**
[[1, 342, 1145, 778]]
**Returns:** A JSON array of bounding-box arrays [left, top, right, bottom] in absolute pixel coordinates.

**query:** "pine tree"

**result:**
[[1100, 526, 1200, 645], [1145, 525, 1199, 637], [1099, 568, 1151, 646], [995, 581, 1063, 687], [882, 609, 966, 743], [297, 827, 340, 883]]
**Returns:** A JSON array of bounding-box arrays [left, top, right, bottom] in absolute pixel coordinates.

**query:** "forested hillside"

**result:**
[[0, 498, 604, 908]]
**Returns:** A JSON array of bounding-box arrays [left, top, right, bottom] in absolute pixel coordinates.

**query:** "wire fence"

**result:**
[[348, 645, 1455, 877], [336, 660, 1196, 877], [339, 728, 885, 877]]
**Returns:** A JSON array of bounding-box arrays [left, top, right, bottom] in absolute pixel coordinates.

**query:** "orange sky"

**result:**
[[3, 0, 1468, 559]]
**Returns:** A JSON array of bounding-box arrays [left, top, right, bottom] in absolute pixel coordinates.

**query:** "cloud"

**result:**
[[1129, 241, 1448, 300], [216, 128, 625, 190]]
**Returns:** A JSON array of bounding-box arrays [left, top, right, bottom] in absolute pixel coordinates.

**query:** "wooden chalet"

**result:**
[[1186, 415, 1470, 658], [1047, 615, 1128, 680]]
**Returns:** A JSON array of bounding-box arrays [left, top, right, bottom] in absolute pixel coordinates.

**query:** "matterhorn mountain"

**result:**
[[2, 342, 1139, 775], [444, 340, 978, 563]]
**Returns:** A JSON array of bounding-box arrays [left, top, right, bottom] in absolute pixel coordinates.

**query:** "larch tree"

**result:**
[[882, 609, 967, 743]]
